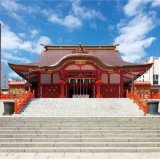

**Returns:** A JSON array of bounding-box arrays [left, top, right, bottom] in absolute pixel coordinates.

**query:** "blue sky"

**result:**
[[0, 0, 160, 79]]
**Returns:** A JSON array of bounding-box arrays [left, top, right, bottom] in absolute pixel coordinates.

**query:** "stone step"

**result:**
[[1, 97, 159, 153], [0, 118, 159, 121], [0, 124, 160, 130], [0, 124, 159, 127], [17, 98, 145, 116], [17, 121, 157, 125], [0, 121, 160, 126], [0, 134, 159, 138], [1, 138, 160, 142], [0, 121, 160, 124], [0, 126, 159, 130], [0, 130, 160, 134], [0, 147, 160, 153], [1, 117, 160, 121], [0, 142, 160, 147]]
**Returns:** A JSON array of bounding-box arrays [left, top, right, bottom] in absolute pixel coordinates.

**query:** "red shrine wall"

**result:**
[[37, 61, 123, 98], [40, 73, 61, 98], [38, 72, 123, 98], [100, 85, 119, 98], [42, 85, 61, 98], [100, 73, 120, 98]]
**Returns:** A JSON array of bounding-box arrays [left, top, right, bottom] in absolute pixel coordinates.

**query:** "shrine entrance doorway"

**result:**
[[67, 78, 95, 98]]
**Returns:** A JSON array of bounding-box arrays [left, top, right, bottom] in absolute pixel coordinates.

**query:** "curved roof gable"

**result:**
[[9, 44, 151, 69], [8, 44, 152, 84]]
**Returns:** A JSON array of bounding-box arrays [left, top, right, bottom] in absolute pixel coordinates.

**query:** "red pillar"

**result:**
[[37, 73, 41, 98], [59, 80, 66, 98], [108, 73, 110, 98], [95, 80, 103, 98], [120, 72, 123, 98]]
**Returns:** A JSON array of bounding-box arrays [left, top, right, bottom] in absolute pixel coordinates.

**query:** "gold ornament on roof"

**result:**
[[72, 42, 88, 54]]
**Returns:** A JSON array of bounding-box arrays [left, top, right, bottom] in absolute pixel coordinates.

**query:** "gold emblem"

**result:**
[[75, 60, 86, 65]]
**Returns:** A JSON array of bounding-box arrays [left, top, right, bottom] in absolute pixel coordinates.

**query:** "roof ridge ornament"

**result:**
[[112, 44, 120, 52], [41, 44, 47, 51], [72, 42, 88, 54]]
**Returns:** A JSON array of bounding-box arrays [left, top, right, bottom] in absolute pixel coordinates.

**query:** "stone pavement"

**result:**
[[0, 153, 160, 159]]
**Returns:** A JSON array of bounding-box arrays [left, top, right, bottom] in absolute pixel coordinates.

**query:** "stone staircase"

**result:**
[[1, 98, 159, 153], [19, 98, 144, 116], [0, 117, 160, 152]]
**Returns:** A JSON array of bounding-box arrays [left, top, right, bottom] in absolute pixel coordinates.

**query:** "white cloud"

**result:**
[[18, 33, 26, 38], [152, 0, 160, 7], [1, 21, 52, 79], [44, 0, 105, 29], [62, 15, 81, 29], [2, 23, 23, 50], [49, 14, 61, 24], [116, 14, 155, 43], [1, 0, 25, 11], [19, 29, 39, 40], [1, 59, 8, 65], [115, 0, 157, 62], [3, 53, 31, 63], [72, 0, 106, 21], [9, 72, 21, 79], [2, 23, 33, 51], [30, 29, 39, 38], [33, 36, 52, 54], [0, 0, 25, 21], [124, 0, 151, 17], [49, 14, 81, 29], [124, 0, 160, 17], [0, 0, 39, 21], [1, 21, 52, 54], [116, 36, 156, 62]]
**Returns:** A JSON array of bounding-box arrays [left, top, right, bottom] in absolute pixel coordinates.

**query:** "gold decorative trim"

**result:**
[[75, 60, 86, 65]]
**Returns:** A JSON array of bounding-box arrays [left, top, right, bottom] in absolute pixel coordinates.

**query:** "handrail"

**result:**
[[127, 89, 160, 115], [127, 91, 148, 115], [0, 90, 35, 114], [14, 91, 34, 114]]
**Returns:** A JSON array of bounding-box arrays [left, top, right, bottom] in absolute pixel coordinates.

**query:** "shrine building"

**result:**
[[8, 44, 152, 98]]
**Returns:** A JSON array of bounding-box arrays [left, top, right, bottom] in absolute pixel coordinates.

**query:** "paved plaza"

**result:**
[[1, 153, 160, 159]]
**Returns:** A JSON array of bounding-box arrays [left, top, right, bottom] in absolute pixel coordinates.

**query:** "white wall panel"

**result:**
[[101, 74, 108, 84], [110, 74, 120, 84], [65, 65, 80, 70], [53, 73, 60, 84], [41, 74, 51, 84], [81, 65, 96, 70]]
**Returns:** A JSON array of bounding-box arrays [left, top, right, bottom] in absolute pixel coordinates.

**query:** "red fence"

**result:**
[[0, 90, 34, 114], [0, 93, 15, 100], [127, 89, 160, 115]]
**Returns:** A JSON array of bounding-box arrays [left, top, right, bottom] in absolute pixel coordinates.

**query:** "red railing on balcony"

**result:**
[[0, 93, 15, 100], [127, 89, 160, 115], [0, 90, 35, 114]]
